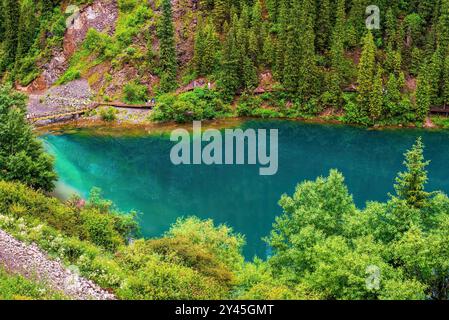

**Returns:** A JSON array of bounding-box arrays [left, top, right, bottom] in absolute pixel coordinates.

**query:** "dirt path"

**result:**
[[0, 228, 116, 300]]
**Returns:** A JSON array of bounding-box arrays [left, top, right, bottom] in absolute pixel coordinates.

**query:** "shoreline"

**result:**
[[33, 114, 448, 136]]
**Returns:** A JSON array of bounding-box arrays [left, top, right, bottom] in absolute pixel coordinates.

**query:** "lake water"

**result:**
[[42, 120, 449, 259]]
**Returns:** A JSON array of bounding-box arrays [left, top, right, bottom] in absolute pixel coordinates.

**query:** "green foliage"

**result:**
[[99, 107, 118, 122], [0, 85, 56, 191], [158, 0, 178, 92], [393, 137, 431, 208], [123, 81, 149, 104], [0, 180, 138, 252], [152, 88, 230, 123], [0, 267, 65, 300]]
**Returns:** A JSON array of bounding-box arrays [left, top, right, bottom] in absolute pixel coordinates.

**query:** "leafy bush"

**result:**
[[123, 82, 149, 104], [0, 267, 65, 300], [99, 107, 118, 122], [0, 86, 57, 191], [0, 181, 137, 252], [57, 69, 81, 84], [152, 88, 230, 123]]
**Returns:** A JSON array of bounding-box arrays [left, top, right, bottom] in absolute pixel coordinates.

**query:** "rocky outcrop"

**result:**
[[27, 0, 119, 93], [27, 79, 93, 118], [0, 228, 115, 300]]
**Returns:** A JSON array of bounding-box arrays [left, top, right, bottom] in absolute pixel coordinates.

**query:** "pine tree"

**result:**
[[330, 0, 346, 91], [158, 0, 178, 92], [213, 0, 228, 32], [394, 137, 431, 208], [262, 34, 274, 68], [316, 0, 332, 52], [443, 53, 449, 106], [370, 67, 384, 121], [385, 73, 401, 117], [437, 0, 449, 55], [282, 1, 301, 92], [347, 0, 368, 45], [357, 32, 376, 116], [416, 71, 431, 122], [426, 49, 444, 105], [193, 18, 219, 76], [16, 0, 36, 64], [297, 0, 318, 100], [274, 2, 288, 81], [219, 21, 240, 100], [3, 0, 20, 68]]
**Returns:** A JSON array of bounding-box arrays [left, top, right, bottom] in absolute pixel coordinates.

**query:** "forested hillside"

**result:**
[[1, 1, 449, 125]]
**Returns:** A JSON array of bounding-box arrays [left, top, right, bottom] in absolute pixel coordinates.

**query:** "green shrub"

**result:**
[[152, 88, 230, 123], [123, 82, 149, 104], [57, 69, 81, 84], [99, 107, 118, 122], [0, 181, 137, 251], [0, 267, 65, 300], [116, 242, 227, 300]]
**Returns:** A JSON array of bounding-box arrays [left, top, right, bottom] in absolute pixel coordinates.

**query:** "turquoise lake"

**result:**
[[42, 120, 449, 259]]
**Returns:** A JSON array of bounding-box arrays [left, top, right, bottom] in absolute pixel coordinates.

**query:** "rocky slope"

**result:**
[[0, 228, 115, 300]]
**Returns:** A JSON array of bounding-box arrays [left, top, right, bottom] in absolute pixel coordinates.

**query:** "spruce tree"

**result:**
[[357, 32, 376, 116], [416, 71, 432, 122], [330, 0, 347, 93], [316, 0, 332, 52], [194, 18, 219, 76], [213, 0, 228, 32], [297, 0, 318, 100], [394, 137, 431, 208], [158, 0, 178, 92], [16, 0, 36, 65], [219, 21, 240, 100], [3, 0, 20, 68], [370, 67, 384, 122], [274, 2, 288, 81]]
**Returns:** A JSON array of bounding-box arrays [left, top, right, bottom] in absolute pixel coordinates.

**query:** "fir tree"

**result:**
[[416, 71, 431, 122], [357, 32, 376, 116], [193, 18, 219, 76], [370, 67, 384, 122], [158, 0, 178, 92], [3, 0, 20, 68], [16, 0, 36, 64], [394, 137, 431, 208], [219, 22, 240, 100], [213, 0, 228, 32], [316, 0, 332, 52]]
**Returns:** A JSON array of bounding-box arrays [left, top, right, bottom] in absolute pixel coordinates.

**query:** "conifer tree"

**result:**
[[219, 21, 240, 100], [274, 2, 288, 81], [416, 72, 431, 122], [16, 0, 36, 64], [3, 0, 20, 67], [370, 67, 384, 121], [443, 53, 449, 106], [158, 0, 178, 92], [213, 0, 228, 32], [262, 34, 274, 68], [193, 18, 219, 76], [316, 0, 332, 52], [330, 0, 347, 91], [357, 32, 376, 115], [394, 137, 430, 208], [297, 0, 318, 99]]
